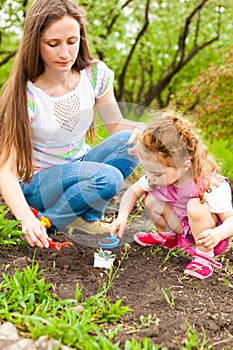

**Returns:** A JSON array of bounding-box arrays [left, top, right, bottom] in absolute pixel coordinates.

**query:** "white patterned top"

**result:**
[[27, 61, 114, 170]]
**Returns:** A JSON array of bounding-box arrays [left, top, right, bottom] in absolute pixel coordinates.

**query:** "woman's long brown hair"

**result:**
[[0, 0, 94, 182]]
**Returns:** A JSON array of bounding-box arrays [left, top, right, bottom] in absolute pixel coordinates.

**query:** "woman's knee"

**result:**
[[115, 129, 132, 140], [96, 165, 124, 200]]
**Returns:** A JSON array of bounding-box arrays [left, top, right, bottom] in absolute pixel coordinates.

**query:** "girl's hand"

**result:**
[[21, 217, 50, 248], [196, 228, 221, 250], [110, 216, 127, 238]]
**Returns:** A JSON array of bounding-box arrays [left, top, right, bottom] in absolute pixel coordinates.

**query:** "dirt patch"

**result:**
[[0, 188, 233, 349]]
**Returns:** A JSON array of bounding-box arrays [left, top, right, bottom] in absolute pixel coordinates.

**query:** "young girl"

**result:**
[[111, 110, 233, 279], [0, 0, 141, 248]]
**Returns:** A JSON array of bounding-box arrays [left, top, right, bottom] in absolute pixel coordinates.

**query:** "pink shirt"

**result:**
[[139, 175, 232, 255], [139, 175, 232, 220]]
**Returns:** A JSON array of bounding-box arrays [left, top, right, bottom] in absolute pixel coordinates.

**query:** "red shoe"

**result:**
[[184, 253, 222, 279], [133, 231, 178, 249]]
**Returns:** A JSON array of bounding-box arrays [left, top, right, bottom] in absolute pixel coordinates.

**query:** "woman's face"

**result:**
[[40, 15, 80, 74]]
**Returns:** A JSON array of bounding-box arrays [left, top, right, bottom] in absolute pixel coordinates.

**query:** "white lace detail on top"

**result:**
[[27, 61, 114, 170], [54, 94, 81, 132]]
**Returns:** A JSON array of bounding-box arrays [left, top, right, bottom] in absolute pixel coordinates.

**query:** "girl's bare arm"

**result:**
[[111, 181, 146, 237], [196, 210, 233, 249]]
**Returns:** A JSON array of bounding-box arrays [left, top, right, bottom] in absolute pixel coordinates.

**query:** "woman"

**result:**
[[0, 0, 141, 248]]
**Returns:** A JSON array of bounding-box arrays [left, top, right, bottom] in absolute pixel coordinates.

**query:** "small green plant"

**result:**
[[96, 247, 116, 260], [149, 246, 161, 255], [219, 278, 233, 288], [95, 244, 131, 296], [161, 288, 175, 308], [220, 255, 233, 278], [104, 243, 131, 292], [162, 246, 187, 265], [180, 321, 212, 350], [124, 337, 167, 350], [0, 205, 28, 249], [126, 314, 157, 334], [0, 263, 57, 322], [104, 324, 123, 340]]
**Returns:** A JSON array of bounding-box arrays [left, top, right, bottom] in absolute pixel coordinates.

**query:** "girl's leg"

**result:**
[[83, 130, 139, 178], [21, 161, 124, 231], [187, 198, 217, 253], [134, 194, 181, 248], [184, 198, 222, 279], [144, 194, 182, 234]]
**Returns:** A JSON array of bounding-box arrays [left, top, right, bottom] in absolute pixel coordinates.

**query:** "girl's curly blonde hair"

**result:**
[[138, 109, 222, 201]]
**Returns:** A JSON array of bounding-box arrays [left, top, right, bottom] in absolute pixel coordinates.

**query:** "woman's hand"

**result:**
[[127, 127, 145, 156], [21, 217, 50, 248], [127, 127, 144, 145]]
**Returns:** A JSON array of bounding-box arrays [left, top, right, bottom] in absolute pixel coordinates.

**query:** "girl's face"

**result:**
[[140, 156, 183, 187], [40, 15, 80, 74]]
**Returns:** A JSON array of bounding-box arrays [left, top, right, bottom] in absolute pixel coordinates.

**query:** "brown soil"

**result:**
[[0, 188, 233, 350]]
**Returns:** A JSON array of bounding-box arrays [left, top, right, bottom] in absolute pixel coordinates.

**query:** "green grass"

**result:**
[[1, 258, 229, 349], [0, 260, 220, 350], [0, 242, 232, 349], [0, 254, 169, 350], [0, 261, 128, 349], [0, 205, 27, 249], [204, 138, 233, 182]]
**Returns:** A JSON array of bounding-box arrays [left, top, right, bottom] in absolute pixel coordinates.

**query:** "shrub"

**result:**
[[170, 48, 233, 181]]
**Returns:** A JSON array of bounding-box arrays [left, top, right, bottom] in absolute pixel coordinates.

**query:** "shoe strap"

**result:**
[[152, 232, 170, 245], [157, 232, 166, 239], [157, 232, 173, 241], [193, 253, 222, 269]]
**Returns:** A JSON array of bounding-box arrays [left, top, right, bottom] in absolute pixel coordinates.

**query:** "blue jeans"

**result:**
[[20, 130, 138, 231]]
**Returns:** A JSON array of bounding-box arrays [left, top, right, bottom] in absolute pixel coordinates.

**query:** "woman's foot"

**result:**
[[66, 217, 111, 235]]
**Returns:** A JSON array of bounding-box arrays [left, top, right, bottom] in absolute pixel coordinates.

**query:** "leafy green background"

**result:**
[[1, 0, 233, 181]]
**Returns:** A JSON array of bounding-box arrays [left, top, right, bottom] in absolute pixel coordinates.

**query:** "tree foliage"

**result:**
[[0, 0, 29, 82], [169, 48, 233, 181], [80, 0, 232, 108], [170, 48, 233, 144], [0, 0, 232, 108]]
